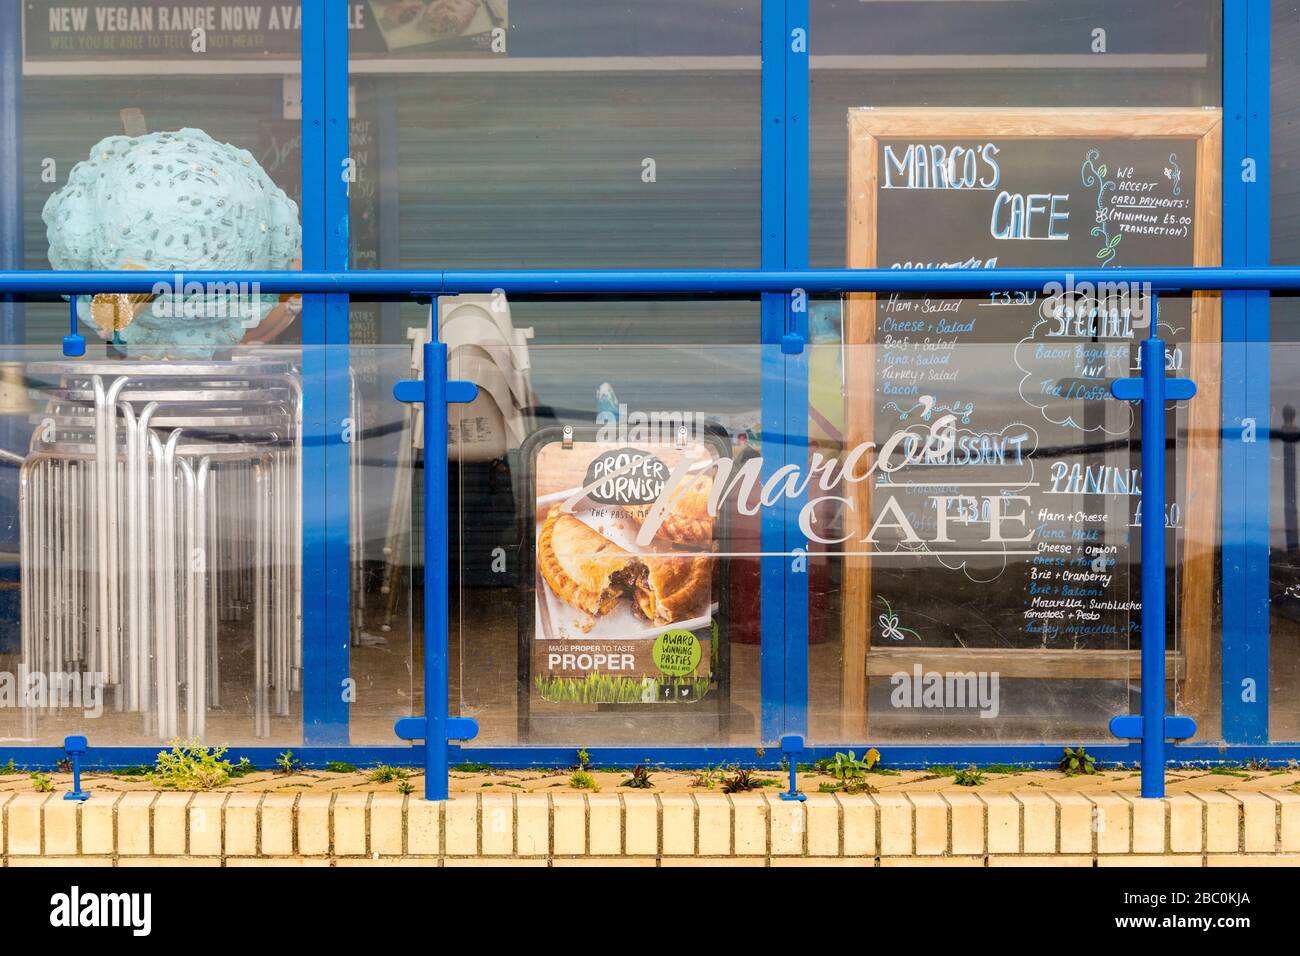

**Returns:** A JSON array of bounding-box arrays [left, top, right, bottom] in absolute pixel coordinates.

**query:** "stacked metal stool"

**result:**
[[19, 355, 302, 741]]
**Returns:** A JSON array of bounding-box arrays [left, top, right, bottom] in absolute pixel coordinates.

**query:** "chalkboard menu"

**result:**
[[840, 109, 1222, 732]]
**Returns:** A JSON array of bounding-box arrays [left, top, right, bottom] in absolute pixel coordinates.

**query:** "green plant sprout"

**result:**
[[150, 739, 236, 791], [621, 763, 654, 789], [569, 770, 599, 791], [1209, 766, 1251, 779], [720, 766, 778, 793], [1060, 746, 1099, 776], [953, 766, 986, 787], [815, 750, 880, 794], [820, 749, 880, 780], [689, 766, 722, 790], [30, 772, 53, 793], [274, 750, 301, 775]]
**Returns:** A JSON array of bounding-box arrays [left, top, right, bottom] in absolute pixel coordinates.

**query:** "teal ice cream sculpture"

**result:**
[[43, 128, 301, 356]]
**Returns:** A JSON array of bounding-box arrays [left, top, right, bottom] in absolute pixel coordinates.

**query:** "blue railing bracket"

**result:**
[[394, 716, 480, 744], [63, 735, 90, 801], [393, 342, 478, 800], [62, 295, 85, 357], [779, 734, 806, 802], [1108, 330, 1197, 798]]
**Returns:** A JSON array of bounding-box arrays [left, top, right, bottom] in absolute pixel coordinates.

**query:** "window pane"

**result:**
[[347, 2, 760, 281], [18, 3, 303, 347], [807, 0, 1224, 744], [811, 0, 1222, 267]]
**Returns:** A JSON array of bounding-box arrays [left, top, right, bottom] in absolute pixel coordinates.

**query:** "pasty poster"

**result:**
[[533, 440, 717, 704]]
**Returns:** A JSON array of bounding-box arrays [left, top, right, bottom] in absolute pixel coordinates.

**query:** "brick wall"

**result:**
[[4, 790, 1300, 866]]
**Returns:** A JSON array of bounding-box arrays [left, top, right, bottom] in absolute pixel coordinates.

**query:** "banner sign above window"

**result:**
[[25, 0, 507, 59], [23, 0, 1207, 69]]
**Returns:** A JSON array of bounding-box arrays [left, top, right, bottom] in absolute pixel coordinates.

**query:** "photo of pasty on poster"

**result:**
[[516, 425, 734, 740]]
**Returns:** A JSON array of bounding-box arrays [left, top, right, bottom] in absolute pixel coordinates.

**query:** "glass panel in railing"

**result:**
[[808, 330, 1139, 747], [451, 339, 764, 747], [1267, 337, 1300, 743], [1, 343, 308, 746], [0, 341, 424, 753], [1168, 325, 1219, 744], [1273, 5, 1300, 268], [342, 345, 419, 747]]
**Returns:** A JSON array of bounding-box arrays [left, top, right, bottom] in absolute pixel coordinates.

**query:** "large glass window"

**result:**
[[805, 0, 1224, 743], [11, 1, 1300, 759], [1271, 3, 1300, 741]]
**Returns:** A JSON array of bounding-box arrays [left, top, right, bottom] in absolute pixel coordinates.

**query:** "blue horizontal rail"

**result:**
[[2, 266, 1300, 296]]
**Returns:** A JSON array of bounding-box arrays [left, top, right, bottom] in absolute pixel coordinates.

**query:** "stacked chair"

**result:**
[[18, 355, 303, 741]]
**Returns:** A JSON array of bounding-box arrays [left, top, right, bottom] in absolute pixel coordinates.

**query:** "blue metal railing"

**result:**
[[2, 267, 1300, 296], [0, 265, 1295, 798]]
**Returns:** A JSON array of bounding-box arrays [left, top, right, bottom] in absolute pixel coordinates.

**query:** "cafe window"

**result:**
[[1, 0, 1299, 766]]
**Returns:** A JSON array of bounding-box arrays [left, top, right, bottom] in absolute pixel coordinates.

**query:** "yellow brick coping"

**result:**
[[1, 789, 1297, 866]]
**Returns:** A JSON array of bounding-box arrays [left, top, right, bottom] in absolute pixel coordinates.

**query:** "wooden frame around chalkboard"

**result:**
[[842, 107, 1222, 740]]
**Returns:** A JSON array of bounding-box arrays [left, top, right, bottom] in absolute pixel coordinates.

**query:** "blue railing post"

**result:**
[[1109, 296, 1197, 797], [394, 341, 479, 800]]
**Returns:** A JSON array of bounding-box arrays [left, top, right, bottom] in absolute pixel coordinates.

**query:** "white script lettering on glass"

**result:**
[[560, 413, 1031, 551]]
